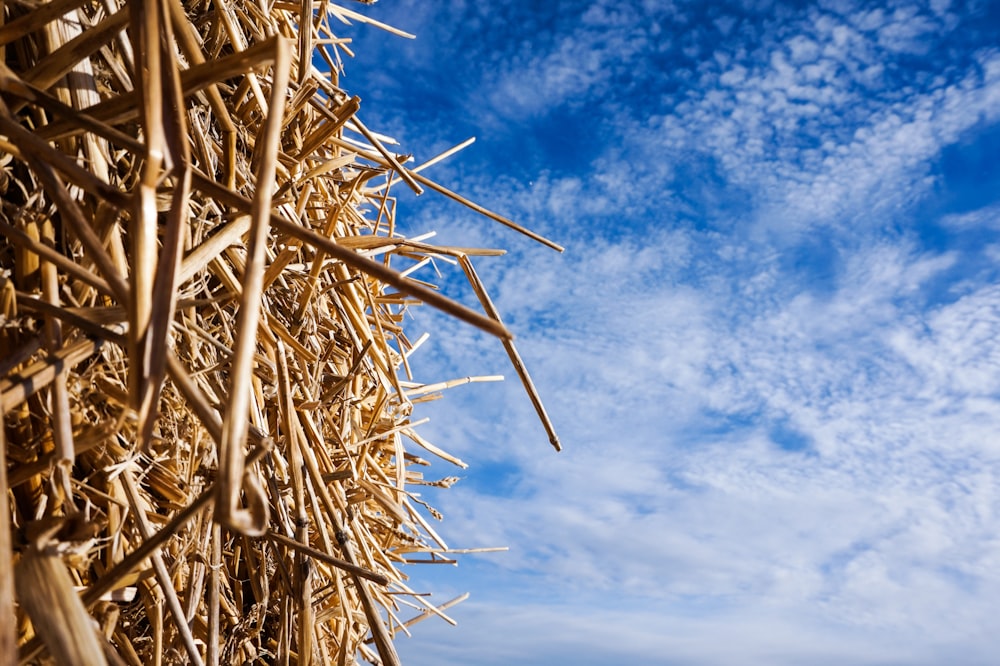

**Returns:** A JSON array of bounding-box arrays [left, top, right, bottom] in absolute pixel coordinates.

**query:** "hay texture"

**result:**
[[0, 0, 561, 663]]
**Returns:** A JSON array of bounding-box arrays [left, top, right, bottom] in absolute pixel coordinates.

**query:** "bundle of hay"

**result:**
[[0, 0, 560, 663]]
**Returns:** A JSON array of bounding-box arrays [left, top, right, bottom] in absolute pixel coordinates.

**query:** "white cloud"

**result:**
[[876, 6, 940, 54], [396, 211, 1000, 658], [940, 201, 1000, 229], [482, 4, 654, 118], [329, 2, 1000, 663], [594, 7, 1000, 237], [890, 284, 1000, 401]]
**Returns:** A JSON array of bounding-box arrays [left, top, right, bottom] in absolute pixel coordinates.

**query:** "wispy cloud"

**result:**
[[398, 227, 1000, 659], [332, 1, 1000, 663]]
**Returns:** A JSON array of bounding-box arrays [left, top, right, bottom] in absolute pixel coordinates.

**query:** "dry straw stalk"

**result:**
[[0, 0, 561, 663]]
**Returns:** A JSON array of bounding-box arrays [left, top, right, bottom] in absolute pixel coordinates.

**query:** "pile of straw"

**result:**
[[0, 0, 560, 663]]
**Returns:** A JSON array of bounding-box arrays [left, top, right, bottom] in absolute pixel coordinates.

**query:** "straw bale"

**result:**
[[0, 0, 561, 663]]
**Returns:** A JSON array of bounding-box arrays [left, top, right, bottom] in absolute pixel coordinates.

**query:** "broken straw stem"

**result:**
[[0, 406, 15, 664], [266, 531, 389, 585], [383, 137, 476, 190], [410, 171, 565, 252], [215, 36, 291, 536], [459, 255, 563, 451], [350, 116, 423, 195], [403, 375, 504, 398], [325, 135, 565, 252]]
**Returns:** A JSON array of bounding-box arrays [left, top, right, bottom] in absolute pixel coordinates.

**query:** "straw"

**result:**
[[215, 35, 291, 537], [0, 406, 15, 664], [15, 546, 108, 666], [1, 1, 563, 663]]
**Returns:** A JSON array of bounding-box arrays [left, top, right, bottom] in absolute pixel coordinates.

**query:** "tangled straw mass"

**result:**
[[0, 0, 560, 663]]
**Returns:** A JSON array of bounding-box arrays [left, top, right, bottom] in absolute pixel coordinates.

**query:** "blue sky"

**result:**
[[334, 1, 1000, 664]]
